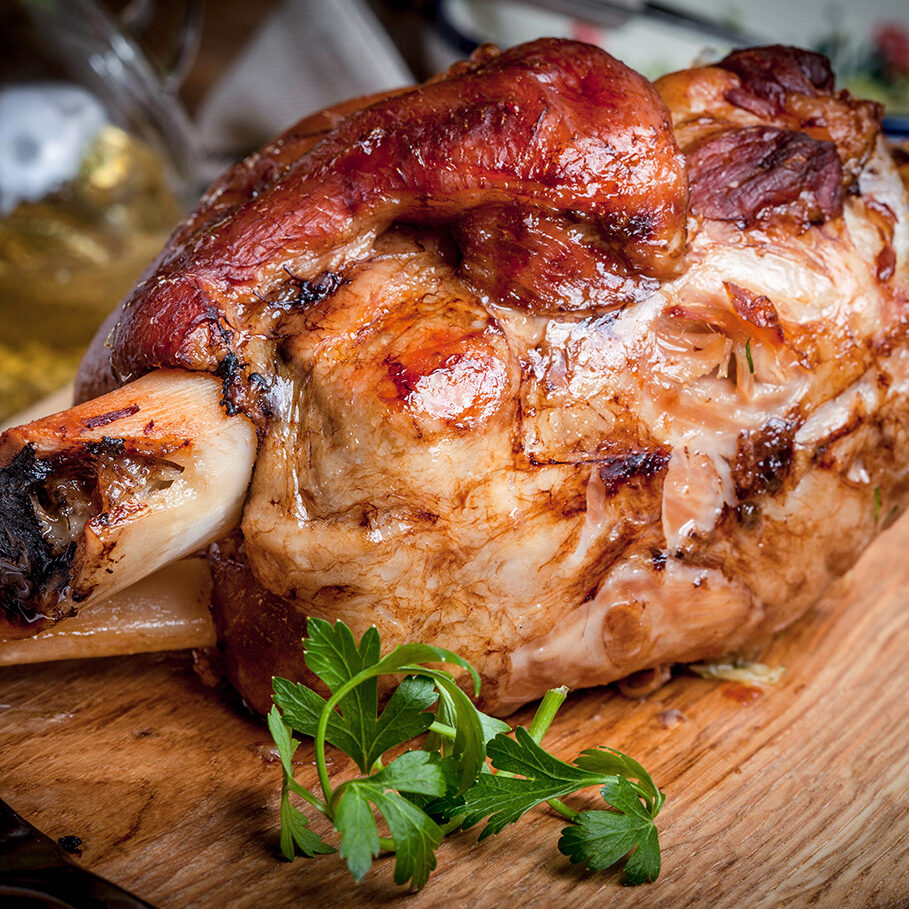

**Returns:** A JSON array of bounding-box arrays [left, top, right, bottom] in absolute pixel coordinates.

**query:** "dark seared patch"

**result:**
[[57, 835, 83, 855], [602, 209, 658, 242], [0, 446, 75, 628], [215, 351, 243, 415], [732, 418, 796, 500], [312, 584, 357, 608], [82, 405, 140, 429], [718, 45, 834, 118], [688, 126, 843, 227], [736, 501, 762, 529], [650, 549, 667, 571], [456, 204, 659, 316], [811, 410, 864, 469], [598, 448, 670, 497], [558, 485, 589, 519], [272, 268, 343, 311], [84, 437, 125, 458]]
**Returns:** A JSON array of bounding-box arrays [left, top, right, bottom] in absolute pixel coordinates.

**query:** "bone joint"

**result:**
[[0, 370, 256, 638]]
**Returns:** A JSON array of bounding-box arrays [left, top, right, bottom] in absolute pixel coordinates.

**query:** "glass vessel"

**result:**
[[0, 0, 198, 421]]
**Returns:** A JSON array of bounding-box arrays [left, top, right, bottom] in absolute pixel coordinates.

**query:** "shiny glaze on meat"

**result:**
[[78, 39, 686, 406], [72, 41, 909, 713]]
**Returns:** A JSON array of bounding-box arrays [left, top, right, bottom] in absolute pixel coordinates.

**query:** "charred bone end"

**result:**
[[0, 370, 257, 639], [0, 446, 76, 634]]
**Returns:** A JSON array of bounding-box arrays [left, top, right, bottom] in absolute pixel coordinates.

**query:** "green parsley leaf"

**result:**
[[371, 789, 443, 890], [300, 619, 381, 772], [745, 337, 755, 374], [304, 617, 381, 691], [367, 750, 451, 798], [444, 728, 606, 837], [558, 777, 661, 884], [477, 710, 512, 743], [336, 786, 380, 880], [267, 706, 319, 803], [411, 667, 486, 791], [574, 746, 664, 814], [336, 757, 447, 889], [272, 677, 364, 765], [267, 704, 298, 779], [274, 674, 437, 772], [284, 620, 484, 778], [280, 796, 334, 860], [268, 707, 334, 859], [370, 676, 439, 759], [487, 726, 598, 783]]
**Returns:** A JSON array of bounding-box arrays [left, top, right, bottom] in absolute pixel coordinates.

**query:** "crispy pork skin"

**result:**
[[2, 40, 908, 713], [76, 39, 687, 407]]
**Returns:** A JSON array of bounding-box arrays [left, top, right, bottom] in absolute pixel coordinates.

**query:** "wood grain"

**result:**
[[1, 512, 908, 908]]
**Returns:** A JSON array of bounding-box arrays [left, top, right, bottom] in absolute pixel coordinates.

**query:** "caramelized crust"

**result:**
[[457, 205, 660, 313], [656, 45, 882, 208], [717, 46, 881, 182], [77, 39, 687, 412], [687, 126, 843, 228]]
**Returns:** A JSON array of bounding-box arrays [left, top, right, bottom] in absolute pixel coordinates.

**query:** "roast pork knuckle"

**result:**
[[2, 40, 907, 713]]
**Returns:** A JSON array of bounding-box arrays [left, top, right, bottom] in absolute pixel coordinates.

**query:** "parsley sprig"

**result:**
[[269, 618, 665, 890]]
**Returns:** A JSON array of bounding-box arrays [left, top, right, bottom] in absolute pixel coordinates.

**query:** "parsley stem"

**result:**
[[527, 686, 569, 744], [439, 814, 465, 836], [286, 779, 328, 815], [314, 671, 377, 812], [548, 798, 580, 822], [526, 687, 579, 823], [428, 720, 457, 740]]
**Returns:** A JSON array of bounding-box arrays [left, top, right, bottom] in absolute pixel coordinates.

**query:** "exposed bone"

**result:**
[[0, 557, 214, 664], [0, 370, 256, 638]]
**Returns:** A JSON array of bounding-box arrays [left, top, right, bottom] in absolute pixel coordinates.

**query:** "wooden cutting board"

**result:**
[[1, 510, 908, 909]]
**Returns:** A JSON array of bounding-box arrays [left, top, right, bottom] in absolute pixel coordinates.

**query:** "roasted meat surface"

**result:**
[[1, 40, 908, 714]]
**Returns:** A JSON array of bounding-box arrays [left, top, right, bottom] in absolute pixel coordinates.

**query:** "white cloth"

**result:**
[[195, 0, 413, 180]]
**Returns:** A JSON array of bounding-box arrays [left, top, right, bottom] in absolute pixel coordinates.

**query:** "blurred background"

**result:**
[[1, 0, 908, 421]]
